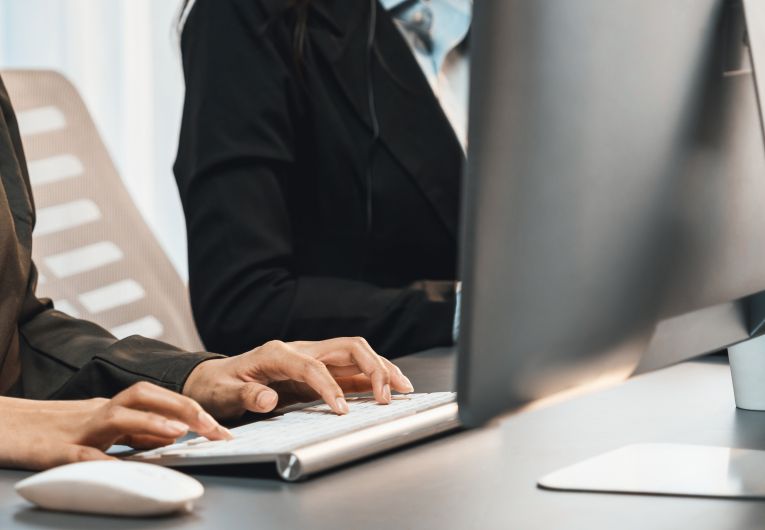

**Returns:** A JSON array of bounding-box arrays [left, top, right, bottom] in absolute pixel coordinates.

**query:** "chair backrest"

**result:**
[[3, 70, 204, 352]]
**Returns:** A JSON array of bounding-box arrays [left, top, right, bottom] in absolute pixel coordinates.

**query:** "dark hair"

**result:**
[[291, 0, 311, 69]]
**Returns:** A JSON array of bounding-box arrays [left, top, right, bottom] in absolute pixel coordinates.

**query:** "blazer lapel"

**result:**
[[308, 0, 464, 237]]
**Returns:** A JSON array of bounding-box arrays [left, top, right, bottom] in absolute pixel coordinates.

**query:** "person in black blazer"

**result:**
[[175, 0, 466, 358]]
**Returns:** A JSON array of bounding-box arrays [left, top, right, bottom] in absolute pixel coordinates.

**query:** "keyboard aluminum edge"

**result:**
[[124, 452, 278, 467], [276, 402, 461, 481]]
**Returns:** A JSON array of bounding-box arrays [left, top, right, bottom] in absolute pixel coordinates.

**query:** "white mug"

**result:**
[[728, 334, 765, 411]]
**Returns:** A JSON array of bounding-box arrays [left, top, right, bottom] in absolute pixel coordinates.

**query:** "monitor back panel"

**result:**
[[458, 0, 765, 426]]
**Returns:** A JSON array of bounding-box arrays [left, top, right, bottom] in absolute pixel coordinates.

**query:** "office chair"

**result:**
[[2, 70, 204, 352]]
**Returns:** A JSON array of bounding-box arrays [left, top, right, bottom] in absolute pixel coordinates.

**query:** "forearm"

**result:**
[[193, 273, 456, 358], [0, 395, 103, 411], [0, 399, 96, 470], [18, 306, 222, 400], [286, 277, 456, 356]]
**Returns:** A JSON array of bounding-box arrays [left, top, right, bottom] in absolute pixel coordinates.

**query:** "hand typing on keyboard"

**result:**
[[182, 337, 415, 421], [134, 393, 456, 461]]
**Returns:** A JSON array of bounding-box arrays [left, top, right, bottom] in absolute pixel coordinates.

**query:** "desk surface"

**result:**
[[2, 350, 765, 530]]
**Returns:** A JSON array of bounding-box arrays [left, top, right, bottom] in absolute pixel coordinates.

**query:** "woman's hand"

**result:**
[[0, 383, 231, 471], [0, 337, 413, 470], [183, 337, 415, 420]]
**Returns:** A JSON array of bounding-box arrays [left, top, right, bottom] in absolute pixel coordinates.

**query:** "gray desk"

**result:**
[[2, 350, 765, 530]]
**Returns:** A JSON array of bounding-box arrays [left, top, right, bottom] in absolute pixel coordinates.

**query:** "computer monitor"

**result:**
[[458, 0, 765, 427]]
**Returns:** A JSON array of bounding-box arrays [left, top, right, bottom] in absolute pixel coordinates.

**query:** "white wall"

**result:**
[[0, 0, 190, 278]]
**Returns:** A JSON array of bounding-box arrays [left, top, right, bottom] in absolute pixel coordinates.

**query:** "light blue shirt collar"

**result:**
[[380, 0, 472, 14], [381, 0, 472, 75], [379, 0, 410, 9]]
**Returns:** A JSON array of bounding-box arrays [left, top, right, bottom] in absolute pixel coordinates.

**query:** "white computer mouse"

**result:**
[[15, 460, 204, 517]]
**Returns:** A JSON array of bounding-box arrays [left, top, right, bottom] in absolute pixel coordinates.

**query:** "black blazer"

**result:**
[[175, 0, 464, 358]]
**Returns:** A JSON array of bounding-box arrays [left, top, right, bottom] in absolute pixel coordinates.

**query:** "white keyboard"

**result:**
[[134, 392, 456, 460]]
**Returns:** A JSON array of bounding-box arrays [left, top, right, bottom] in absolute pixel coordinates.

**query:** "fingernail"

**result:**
[[198, 411, 219, 431], [383, 384, 392, 402], [219, 427, 234, 440], [256, 391, 278, 410], [335, 397, 350, 414], [401, 376, 415, 393], [164, 420, 189, 435]]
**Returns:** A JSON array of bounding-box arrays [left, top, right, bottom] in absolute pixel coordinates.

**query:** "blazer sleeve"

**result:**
[[16, 263, 222, 400], [174, 0, 455, 359]]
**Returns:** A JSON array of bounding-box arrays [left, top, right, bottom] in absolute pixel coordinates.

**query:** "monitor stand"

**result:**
[[539, 2, 765, 499], [538, 444, 765, 499]]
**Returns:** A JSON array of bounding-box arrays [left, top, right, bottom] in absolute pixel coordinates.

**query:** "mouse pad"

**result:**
[[538, 443, 765, 499]]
